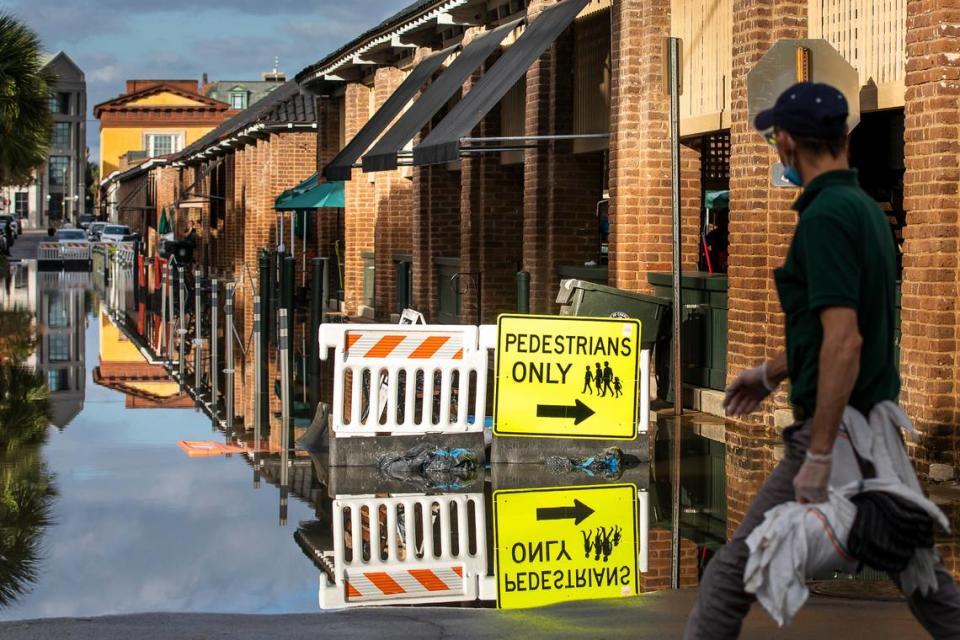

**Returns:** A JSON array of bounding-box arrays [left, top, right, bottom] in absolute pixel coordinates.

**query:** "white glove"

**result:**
[[723, 361, 779, 417], [794, 451, 832, 503]]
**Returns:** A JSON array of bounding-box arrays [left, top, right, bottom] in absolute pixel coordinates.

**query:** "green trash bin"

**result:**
[[556, 279, 671, 350]]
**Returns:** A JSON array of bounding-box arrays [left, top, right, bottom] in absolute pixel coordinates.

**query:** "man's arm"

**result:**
[[793, 306, 862, 503], [809, 307, 862, 455]]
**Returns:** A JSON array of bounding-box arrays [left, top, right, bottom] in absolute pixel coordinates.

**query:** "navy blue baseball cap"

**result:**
[[754, 82, 849, 138]]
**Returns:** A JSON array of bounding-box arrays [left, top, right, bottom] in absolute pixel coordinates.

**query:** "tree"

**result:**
[[0, 14, 55, 187]]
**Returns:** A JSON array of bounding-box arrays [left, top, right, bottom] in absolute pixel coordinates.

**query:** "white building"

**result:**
[[1, 52, 87, 229]]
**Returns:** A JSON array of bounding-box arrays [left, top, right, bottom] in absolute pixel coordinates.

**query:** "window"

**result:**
[[146, 133, 181, 158], [48, 295, 68, 327], [48, 156, 69, 186], [14, 192, 28, 218], [51, 122, 71, 148], [48, 92, 70, 114], [48, 334, 70, 362], [229, 91, 247, 110], [48, 195, 63, 220], [47, 369, 68, 392]]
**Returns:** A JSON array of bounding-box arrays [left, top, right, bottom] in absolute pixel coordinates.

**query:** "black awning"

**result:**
[[413, 0, 589, 167], [361, 19, 522, 174], [322, 45, 455, 181]]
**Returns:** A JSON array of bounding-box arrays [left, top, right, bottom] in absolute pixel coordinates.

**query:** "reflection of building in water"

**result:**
[[93, 309, 193, 409], [0, 264, 90, 429]]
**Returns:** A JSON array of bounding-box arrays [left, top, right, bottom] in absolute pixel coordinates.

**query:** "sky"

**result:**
[[4, 0, 412, 168]]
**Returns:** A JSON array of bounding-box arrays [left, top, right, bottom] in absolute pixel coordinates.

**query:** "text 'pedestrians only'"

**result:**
[[493, 315, 641, 439], [494, 484, 639, 609]]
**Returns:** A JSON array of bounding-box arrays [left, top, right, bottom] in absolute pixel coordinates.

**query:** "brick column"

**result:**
[[412, 163, 461, 321], [521, 1, 606, 313], [342, 82, 376, 317], [372, 66, 414, 321], [315, 96, 344, 275], [724, 0, 807, 535], [460, 63, 525, 325], [899, 0, 960, 477], [608, 0, 699, 294]]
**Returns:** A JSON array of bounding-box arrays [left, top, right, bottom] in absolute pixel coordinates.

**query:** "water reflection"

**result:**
[[0, 256, 742, 618]]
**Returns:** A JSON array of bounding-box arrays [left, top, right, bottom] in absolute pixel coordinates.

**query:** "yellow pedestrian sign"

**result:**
[[493, 484, 639, 609], [493, 315, 641, 439]]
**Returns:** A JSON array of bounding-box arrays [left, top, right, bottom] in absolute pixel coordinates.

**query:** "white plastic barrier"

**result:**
[[37, 242, 91, 262], [320, 492, 487, 609], [319, 323, 497, 436]]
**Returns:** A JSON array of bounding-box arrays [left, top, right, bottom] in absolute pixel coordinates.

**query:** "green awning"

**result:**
[[704, 190, 729, 209], [275, 173, 345, 210]]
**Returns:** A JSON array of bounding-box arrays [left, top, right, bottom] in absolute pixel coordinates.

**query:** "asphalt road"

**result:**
[[0, 590, 928, 639], [8, 229, 49, 261]]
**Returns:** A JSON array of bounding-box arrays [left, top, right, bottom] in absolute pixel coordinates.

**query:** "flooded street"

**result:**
[[0, 262, 321, 619]]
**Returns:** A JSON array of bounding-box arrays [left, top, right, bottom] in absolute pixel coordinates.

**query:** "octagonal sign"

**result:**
[[748, 39, 860, 139]]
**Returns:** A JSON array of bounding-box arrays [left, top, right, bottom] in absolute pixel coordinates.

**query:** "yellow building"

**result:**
[[94, 80, 234, 178]]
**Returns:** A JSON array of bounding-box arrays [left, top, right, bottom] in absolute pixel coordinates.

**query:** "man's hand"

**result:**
[[723, 363, 778, 417], [793, 451, 832, 503]]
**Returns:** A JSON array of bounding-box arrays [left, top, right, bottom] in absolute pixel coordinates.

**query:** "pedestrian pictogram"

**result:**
[[493, 315, 641, 439], [493, 484, 639, 609]]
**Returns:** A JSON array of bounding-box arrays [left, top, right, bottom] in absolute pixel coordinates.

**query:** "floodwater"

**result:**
[[0, 258, 729, 620]]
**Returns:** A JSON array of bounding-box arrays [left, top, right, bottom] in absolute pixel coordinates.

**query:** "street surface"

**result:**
[[8, 229, 47, 261], [0, 590, 927, 639]]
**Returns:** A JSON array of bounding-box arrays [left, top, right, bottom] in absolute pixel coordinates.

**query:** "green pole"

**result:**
[[517, 271, 531, 314], [281, 255, 295, 413], [258, 250, 272, 431], [308, 257, 327, 414]]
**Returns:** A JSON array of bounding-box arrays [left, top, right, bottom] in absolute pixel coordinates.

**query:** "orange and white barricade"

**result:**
[[319, 492, 487, 609], [319, 324, 497, 436]]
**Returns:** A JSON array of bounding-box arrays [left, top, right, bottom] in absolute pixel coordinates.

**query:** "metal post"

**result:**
[[194, 269, 203, 395], [279, 308, 291, 456], [320, 256, 330, 312], [178, 266, 186, 390], [309, 258, 326, 413], [258, 253, 272, 429], [517, 271, 531, 313], [279, 308, 290, 528], [210, 278, 219, 421], [667, 36, 683, 591], [160, 262, 168, 356], [253, 295, 263, 446], [168, 262, 176, 368], [281, 255, 295, 400], [225, 283, 235, 436]]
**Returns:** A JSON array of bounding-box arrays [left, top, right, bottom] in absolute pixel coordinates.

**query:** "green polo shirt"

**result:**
[[774, 169, 900, 415]]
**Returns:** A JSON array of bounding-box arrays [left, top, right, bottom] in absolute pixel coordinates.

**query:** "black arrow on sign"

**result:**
[[536, 399, 595, 425], [536, 499, 595, 525]]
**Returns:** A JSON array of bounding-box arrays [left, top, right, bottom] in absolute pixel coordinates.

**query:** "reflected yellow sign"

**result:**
[[494, 484, 639, 609], [493, 315, 641, 439]]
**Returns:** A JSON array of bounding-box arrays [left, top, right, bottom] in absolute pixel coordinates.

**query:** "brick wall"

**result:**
[[315, 95, 345, 302], [608, 0, 700, 296], [899, 0, 960, 475], [342, 82, 376, 316], [524, 1, 606, 313], [460, 62, 525, 325], [724, 0, 807, 536], [412, 163, 462, 321], [372, 66, 414, 320], [642, 528, 700, 591]]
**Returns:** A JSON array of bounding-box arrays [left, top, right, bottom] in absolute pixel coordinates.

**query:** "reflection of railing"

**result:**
[[319, 323, 494, 436], [810, 0, 906, 105], [321, 493, 487, 609]]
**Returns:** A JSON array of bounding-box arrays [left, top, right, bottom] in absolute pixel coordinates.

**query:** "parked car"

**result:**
[[99, 224, 131, 244], [0, 229, 8, 256], [88, 221, 107, 241], [78, 213, 95, 230], [54, 228, 88, 243], [0, 219, 13, 249], [0, 215, 20, 237]]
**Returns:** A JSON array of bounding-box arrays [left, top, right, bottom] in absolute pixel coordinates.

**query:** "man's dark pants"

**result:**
[[684, 423, 960, 639]]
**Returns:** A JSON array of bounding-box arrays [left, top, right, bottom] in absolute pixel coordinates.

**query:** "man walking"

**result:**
[[684, 82, 960, 638]]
